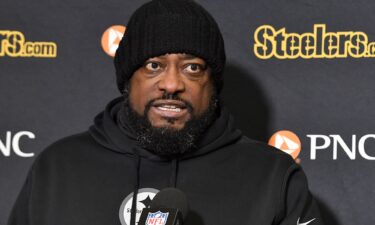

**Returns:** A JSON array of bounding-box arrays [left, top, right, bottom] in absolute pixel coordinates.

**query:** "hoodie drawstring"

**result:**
[[169, 158, 179, 188], [130, 154, 179, 225], [130, 153, 141, 225]]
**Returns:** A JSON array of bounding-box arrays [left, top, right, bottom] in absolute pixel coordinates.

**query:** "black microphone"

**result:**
[[138, 188, 189, 225]]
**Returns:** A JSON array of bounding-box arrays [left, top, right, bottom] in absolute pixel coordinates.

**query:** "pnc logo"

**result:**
[[0, 131, 35, 158], [269, 130, 375, 160], [101, 25, 126, 57], [268, 130, 301, 159]]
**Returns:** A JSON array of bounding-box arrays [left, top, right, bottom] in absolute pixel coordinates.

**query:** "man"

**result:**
[[8, 0, 324, 225]]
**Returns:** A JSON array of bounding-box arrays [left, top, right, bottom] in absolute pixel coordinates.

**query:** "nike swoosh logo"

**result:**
[[297, 217, 316, 225]]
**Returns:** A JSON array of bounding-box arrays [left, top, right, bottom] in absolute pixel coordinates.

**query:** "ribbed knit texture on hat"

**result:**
[[114, 0, 226, 93]]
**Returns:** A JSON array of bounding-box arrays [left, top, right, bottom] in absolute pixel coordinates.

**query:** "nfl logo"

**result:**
[[146, 211, 169, 225]]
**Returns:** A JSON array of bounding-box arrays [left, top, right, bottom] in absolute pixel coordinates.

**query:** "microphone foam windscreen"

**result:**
[[150, 188, 189, 219]]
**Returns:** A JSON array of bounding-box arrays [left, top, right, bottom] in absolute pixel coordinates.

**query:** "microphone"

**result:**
[[138, 188, 189, 225]]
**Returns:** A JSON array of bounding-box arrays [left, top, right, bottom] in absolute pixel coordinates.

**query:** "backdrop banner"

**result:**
[[1, 1, 374, 225]]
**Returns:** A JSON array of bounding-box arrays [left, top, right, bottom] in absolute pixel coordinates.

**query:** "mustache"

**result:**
[[144, 93, 194, 114]]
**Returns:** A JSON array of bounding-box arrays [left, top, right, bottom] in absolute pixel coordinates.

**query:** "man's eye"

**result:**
[[145, 62, 160, 71], [185, 64, 202, 73]]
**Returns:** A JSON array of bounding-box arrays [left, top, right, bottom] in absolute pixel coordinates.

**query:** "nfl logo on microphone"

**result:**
[[146, 211, 169, 225]]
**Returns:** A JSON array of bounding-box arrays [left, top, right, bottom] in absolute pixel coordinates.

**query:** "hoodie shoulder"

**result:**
[[231, 135, 296, 170], [239, 136, 293, 155], [34, 131, 105, 166], [45, 132, 97, 152]]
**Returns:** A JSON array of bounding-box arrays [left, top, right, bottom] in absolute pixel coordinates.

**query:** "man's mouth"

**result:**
[[157, 105, 182, 112], [150, 100, 190, 119]]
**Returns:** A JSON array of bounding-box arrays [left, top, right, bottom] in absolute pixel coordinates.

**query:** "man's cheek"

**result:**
[[128, 99, 143, 115]]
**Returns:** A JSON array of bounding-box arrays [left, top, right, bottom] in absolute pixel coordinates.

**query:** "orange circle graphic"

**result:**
[[268, 130, 301, 159], [101, 25, 126, 57]]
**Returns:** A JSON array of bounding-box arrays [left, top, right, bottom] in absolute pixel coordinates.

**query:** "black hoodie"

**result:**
[[8, 97, 324, 225]]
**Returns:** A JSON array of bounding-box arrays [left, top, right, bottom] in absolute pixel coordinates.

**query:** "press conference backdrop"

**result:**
[[1, 0, 374, 224]]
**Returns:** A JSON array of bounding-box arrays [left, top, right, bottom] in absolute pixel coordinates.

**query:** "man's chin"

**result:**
[[122, 105, 214, 156]]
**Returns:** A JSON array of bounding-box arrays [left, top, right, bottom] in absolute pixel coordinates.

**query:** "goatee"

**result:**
[[121, 86, 219, 157]]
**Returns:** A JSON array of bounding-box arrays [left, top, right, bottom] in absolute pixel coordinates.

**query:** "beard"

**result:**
[[121, 85, 220, 157]]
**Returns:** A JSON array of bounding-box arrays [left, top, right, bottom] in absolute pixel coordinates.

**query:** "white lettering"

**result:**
[[12, 131, 35, 157], [0, 131, 35, 157], [330, 135, 356, 160], [307, 135, 331, 160], [307, 134, 375, 160], [0, 131, 12, 156], [358, 134, 375, 160]]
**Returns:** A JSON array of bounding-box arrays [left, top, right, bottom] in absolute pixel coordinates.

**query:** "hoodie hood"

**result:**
[[89, 97, 242, 161]]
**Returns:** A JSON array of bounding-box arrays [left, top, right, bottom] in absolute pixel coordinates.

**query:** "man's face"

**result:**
[[128, 53, 213, 130]]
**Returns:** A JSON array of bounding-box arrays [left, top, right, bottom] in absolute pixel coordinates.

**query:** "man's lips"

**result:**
[[150, 100, 189, 118]]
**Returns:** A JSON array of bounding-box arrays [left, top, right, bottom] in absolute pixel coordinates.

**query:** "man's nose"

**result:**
[[157, 66, 185, 93]]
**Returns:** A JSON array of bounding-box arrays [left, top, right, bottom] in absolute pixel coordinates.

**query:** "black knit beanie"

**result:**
[[114, 0, 226, 94]]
